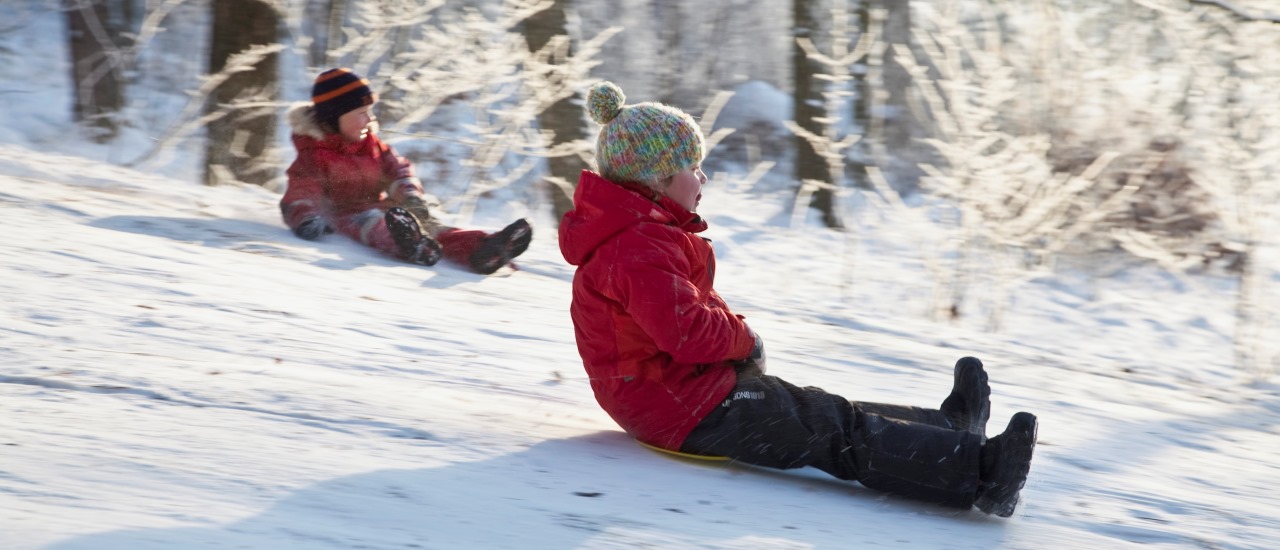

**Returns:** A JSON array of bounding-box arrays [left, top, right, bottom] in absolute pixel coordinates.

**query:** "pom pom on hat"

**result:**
[[586, 81, 704, 185], [587, 81, 625, 124], [312, 68, 376, 131]]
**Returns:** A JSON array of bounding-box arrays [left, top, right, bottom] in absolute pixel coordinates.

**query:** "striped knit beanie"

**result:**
[[312, 68, 376, 131], [586, 81, 704, 185]]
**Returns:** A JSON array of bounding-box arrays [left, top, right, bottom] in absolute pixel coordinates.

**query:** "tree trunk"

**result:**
[[653, 0, 682, 105], [849, 0, 871, 190], [878, 0, 922, 193], [323, 0, 348, 67], [525, 0, 587, 222], [66, 0, 125, 143], [793, 0, 840, 228], [204, 0, 280, 187]]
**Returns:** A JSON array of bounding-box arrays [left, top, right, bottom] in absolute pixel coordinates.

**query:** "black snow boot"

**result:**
[[940, 356, 991, 439], [385, 207, 442, 266], [469, 218, 532, 275], [975, 411, 1037, 517]]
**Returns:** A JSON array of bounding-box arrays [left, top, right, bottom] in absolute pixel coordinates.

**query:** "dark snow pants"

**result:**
[[680, 370, 983, 508]]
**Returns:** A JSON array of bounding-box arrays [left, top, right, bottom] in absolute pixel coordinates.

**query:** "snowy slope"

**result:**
[[2, 146, 1278, 550]]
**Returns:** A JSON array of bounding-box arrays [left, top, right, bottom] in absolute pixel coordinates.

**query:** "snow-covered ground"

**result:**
[[2, 2, 1279, 549]]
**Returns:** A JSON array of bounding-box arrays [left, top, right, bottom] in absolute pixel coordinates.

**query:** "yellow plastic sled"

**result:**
[[635, 439, 729, 462]]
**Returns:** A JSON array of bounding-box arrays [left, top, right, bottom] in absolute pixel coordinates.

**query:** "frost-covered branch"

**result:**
[[1189, 0, 1280, 23], [1139, 0, 1280, 378], [128, 43, 286, 168]]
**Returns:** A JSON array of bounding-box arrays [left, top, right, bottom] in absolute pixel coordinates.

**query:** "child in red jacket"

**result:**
[[558, 81, 1038, 517], [281, 68, 531, 274]]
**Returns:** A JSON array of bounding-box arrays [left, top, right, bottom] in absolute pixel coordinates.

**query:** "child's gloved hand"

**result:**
[[294, 217, 333, 241], [400, 194, 432, 224], [401, 194, 428, 211], [733, 330, 767, 375]]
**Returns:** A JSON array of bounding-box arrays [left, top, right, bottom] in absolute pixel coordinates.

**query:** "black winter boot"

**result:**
[[940, 356, 992, 439], [975, 412, 1037, 517], [385, 207, 442, 266], [469, 219, 532, 274]]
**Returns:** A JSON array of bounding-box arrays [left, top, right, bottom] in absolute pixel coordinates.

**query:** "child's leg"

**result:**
[[829, 356, 991, 435], [332, 208, 399, 257], [436, 228, 487, 266], [857, 402, 953, 429], [681, 374, 982, 508], [436, 220, 532, 274]]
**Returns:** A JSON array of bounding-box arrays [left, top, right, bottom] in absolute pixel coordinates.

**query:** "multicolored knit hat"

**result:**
[[311, 68, 376, 131], [586, 81, 704, 185]]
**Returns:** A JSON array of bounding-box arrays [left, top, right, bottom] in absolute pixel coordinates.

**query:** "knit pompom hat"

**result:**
[[586, 81, 704, 185], [312, 68, 376, 131]]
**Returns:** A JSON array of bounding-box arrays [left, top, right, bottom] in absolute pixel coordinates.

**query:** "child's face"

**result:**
[[338, 104, 376, 142], [662, 165, 706, 212]]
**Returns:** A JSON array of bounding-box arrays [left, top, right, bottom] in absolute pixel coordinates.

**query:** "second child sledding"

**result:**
[[280, 68, 531, 274], [558, 81, 1039, 517]]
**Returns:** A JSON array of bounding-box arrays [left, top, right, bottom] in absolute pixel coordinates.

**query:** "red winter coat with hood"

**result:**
[[559, 170, 757, 449], [280, 104, 423, 232]]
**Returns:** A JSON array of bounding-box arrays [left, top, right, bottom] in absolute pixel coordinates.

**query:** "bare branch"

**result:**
[[1189, 0, 1280, 24]]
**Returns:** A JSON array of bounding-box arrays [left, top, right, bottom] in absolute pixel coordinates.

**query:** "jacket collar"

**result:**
[[287, 102, 380, 154], [611, 178, 707, 233], [559, 171, 709, 266]]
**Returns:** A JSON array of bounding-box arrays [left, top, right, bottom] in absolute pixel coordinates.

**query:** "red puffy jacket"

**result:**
[[280, 104, 421, 231], [559, 170, 756, 449]]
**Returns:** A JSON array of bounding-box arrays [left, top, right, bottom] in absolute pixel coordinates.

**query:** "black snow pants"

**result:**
[[680, 369, 983, 508]]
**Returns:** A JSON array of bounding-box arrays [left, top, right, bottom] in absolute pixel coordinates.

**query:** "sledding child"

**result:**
[[558, 81, 1039, 517], [281, 68, 531, 274]]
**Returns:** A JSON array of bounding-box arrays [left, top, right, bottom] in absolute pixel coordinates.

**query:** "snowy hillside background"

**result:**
[[3, 2, 1280, 550]]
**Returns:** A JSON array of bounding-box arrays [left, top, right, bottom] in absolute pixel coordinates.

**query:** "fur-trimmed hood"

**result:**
[[286, 102, 381, 141], [287, 103, 327, 140]]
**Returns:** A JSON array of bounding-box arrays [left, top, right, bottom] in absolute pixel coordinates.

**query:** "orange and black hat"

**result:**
[[311, 68, 376, 130]]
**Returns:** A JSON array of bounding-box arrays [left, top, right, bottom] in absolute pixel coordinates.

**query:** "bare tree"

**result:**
[[524, 0, 588, 221], [323, 0, 349, 66], [204, 0, 281, 187], [792, 0, 841, 228], [785, 4, 874, 232], [291, 0, 348, 67], [66, 0, 127, 142], [875, 0, 927, 192]]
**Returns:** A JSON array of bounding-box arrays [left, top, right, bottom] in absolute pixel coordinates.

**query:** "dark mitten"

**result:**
[[294, 217, 333, 241], [401, 194, 432, 223], [732, 330, 767, 375]]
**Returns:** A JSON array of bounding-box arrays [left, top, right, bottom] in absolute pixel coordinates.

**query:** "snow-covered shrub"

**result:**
[[898, 0, 1278, 374]]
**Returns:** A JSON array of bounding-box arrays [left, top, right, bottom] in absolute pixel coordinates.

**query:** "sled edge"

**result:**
[[635, 439, 729, 462]]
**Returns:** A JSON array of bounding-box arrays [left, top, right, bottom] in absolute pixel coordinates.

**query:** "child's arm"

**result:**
[[281, 154, 331, 239], [606, 233, 757, 364], [378, 141, 426, 202]]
